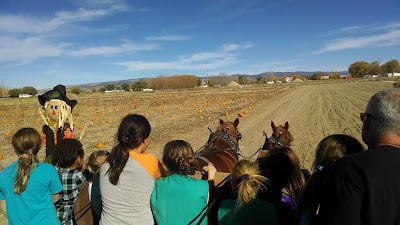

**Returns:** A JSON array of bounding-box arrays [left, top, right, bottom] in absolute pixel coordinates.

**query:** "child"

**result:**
[[54, 138, 86, 225], [99, 114, 165, 224], [258, 146, 306, 225], [218, 159, 278, 225], [74, 150, 109, 225], [151, 140, 217, 225], [0, 128, 63, 224], [296, 134, 364, 225]]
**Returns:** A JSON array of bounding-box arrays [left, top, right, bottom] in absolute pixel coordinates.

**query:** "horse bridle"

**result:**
[[263, 128, 292, 150], [206, 126, 241, 149], [196, 126, 241, 160]]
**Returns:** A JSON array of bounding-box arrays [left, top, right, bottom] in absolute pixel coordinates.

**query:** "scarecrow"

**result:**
[[38, 84, 77, 164]]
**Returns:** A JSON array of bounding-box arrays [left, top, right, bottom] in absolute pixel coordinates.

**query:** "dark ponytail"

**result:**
[[107, 114, 151, 185]]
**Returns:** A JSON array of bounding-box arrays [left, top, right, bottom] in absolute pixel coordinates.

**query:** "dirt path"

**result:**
[[175, 81, 393, 170]]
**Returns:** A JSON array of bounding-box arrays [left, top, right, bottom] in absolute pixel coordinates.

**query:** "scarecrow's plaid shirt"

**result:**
[[54, 168, 86, 225]]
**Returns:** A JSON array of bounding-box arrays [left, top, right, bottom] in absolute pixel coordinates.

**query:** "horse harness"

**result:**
[[195, 126, 242, 164], [262, 128, 293, 150]]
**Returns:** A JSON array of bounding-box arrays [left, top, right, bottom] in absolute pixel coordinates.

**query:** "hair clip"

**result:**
[[317, 165, 323, 172], [25, 149, 34, 155], [241, 174, 250, 181], [125, 131, 133, 141]]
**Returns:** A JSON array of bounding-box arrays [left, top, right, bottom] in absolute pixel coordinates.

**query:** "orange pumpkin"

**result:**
[[96, 143, 104, 149], [238, 112, 245, 117]]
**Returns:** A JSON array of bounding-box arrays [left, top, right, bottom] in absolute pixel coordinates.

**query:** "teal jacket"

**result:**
[[151, 174, 209, 225]]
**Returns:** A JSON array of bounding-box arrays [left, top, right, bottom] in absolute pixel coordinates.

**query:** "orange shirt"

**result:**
[[129, 151, 164, 179]]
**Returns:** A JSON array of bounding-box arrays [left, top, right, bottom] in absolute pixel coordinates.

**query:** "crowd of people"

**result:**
[[0, 88, 399, 225]]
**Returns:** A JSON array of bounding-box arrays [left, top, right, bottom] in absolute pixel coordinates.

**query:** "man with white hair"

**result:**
[[316, 89, 400, 225]]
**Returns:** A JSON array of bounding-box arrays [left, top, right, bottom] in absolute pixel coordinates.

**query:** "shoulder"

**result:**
[[130, 151, 158, 163], [37, 162, 57, 171], [220, 199, 235, 210], [0, 161, 18, 174], [157, 174, 207, 184]]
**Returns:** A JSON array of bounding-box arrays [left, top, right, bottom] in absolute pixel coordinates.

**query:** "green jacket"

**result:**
[[151, 174, 209, 225], [218, 198, 278, 225]]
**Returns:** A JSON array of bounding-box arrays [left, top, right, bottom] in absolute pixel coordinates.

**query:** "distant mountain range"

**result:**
[[66, 71, 348, 90], [229, 71, 348, 80]]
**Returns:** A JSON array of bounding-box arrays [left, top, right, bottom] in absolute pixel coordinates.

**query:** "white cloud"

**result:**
[[221, 42, 253, 52], [340, 26, 362, 32], [117, 58, 239, 71], [0, 4, 130, 34], [0, 34, 159, 66], [145, 35, 191, 41], [316, 30, 400, 53], [117, 42, 252, 71], [180, 52, 228, 63], [0, 36, 64, 65], [67, 43, 159, 57]]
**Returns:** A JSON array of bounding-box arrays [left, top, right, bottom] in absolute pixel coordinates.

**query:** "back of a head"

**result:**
[[262, 146, 305, 202], [259, 150, 293, 189], [87, 150, 110, 174], [231, 159, 266, 208], [370, 89, 400, 137], [13, 128, 41, 156], [12, 128, 41, 194], [313, 134, 364, 172], [55, 138, 84, 168], [116, 114, 151, 149], [162, 140, 197, 176], [107, 114, 151, 185]]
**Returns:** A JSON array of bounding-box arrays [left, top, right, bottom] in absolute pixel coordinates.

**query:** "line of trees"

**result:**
[[150, 75, 201, 89], [7, 86, 38, 98], [349, 59, 400, 78]]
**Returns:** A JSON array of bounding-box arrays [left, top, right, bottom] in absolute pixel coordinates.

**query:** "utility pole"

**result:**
[[206, 69, 208, 87], [1, 80, 4, 98], [378, 57, 381, 76]]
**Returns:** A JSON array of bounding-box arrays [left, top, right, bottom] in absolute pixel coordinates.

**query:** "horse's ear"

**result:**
[[271, 121, 276, 129], [233, 118, 239, 128], [284, 121, 289, 129], [219, 119, 225, 125]]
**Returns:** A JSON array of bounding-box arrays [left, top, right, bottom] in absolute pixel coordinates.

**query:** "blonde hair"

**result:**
[[231, 160, 267, 209], [87, 150, 110, 174], [162, 140, 197, 176], [12, 128, 41, 194]]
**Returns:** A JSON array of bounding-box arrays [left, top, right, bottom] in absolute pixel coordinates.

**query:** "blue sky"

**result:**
[[0, 0, 399, 89]]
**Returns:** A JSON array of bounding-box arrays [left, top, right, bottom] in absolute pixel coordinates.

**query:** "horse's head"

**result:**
[[262, 121, 293, 151], [206, 118, 241, 151]]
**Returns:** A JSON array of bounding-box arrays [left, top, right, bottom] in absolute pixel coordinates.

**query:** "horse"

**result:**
[[195, 118, 241, 173], [258, 121, 293, 158]]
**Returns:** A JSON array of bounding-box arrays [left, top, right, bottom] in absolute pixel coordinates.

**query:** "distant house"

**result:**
[[320, 75, 330, 80], [285, 77, 293, 82], [105, 90, 125, 93], [226, 81, 240, 87], [266, 81, 275, 84], [387, 72, 400, 77], [19, 94, 32, 98], [143, 88, 153, 91], [344, 75, 353, 79]]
